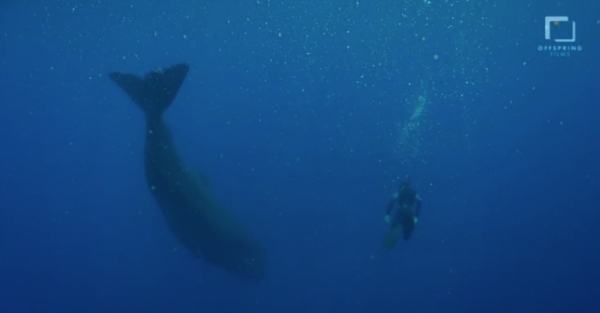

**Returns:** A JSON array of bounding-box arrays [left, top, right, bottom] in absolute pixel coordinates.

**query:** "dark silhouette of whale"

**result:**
[[108, 63, 266, 282]]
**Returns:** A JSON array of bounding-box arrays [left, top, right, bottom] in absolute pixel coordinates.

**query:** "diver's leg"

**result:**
[[391, 213, 402, 230], [400, 208, 415, 240], [382, 214, 403, 250]]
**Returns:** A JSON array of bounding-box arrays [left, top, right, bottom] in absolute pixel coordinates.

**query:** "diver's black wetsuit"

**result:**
[[385, 181, 422, 240]]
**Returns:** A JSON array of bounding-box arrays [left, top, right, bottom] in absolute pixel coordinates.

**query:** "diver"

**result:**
[[382, 180, 422, 250]]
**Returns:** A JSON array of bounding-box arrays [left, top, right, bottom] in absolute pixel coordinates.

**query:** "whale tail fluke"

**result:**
[[108, 63, 189, 120]]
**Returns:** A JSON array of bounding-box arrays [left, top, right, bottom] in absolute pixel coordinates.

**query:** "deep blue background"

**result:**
[[1, 0, 599, 312]]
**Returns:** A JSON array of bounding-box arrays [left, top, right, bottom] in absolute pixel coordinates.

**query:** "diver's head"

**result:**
[[399, 180, 410, 191]]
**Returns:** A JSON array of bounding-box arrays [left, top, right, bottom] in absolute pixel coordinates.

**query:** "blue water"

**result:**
[[1, 1, 599, 312]]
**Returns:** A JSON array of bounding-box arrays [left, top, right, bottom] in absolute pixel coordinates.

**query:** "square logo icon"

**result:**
[[545, 16, 576, 42]]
